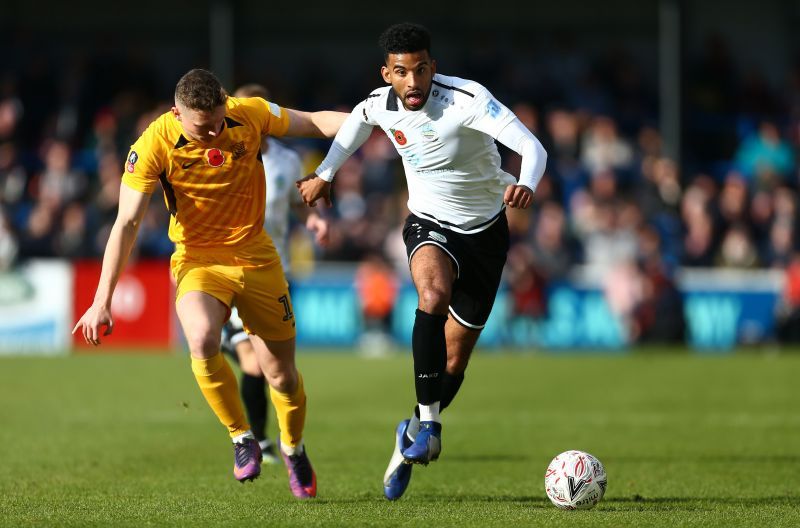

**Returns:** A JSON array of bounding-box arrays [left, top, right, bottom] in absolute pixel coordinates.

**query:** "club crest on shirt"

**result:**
[[231, 141, 247, 160], [391, 128, 407, 145], [420, 122, 438, 141], [206, 148, 225, 167], [126, 151, 138, 173]]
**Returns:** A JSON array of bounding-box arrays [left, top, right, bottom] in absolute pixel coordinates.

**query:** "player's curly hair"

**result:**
[[378, 23, 431, 60], [175, 69, 227, 111]]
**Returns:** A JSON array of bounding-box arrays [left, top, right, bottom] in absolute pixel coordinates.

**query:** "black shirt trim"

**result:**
[[432, 79, 475, 98]]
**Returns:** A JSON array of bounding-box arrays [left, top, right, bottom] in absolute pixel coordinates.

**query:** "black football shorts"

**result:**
[[402, 211, 509, 329]]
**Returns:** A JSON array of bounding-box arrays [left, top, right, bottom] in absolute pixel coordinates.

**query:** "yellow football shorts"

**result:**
[[170, 233, 296, 341]]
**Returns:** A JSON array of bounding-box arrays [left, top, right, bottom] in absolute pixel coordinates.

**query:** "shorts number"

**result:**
[[278, 294, 294, 322]]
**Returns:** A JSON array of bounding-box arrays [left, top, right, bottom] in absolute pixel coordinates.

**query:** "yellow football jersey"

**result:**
[[122, 96, 291, 249]]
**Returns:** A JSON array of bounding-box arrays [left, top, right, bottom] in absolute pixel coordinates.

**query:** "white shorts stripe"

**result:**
[[448, 306, 486, 329]]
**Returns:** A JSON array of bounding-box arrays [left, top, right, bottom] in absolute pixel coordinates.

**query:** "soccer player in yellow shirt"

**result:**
[[73, 68, 346, 499]]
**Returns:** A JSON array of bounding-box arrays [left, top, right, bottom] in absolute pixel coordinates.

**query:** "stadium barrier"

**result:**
[[0, 260, 72, 354], [0, 261, 784, 354], [295, 267, 783, 352]]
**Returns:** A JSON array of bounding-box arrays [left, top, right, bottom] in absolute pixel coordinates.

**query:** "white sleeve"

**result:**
[[461, 86, 516, 138], [314, 100, 375, 182], [495, 118, 548, 192]]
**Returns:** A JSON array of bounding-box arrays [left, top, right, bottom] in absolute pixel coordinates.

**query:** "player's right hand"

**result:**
[[72, 304, 114, 346], [296, 174, 332, 207]]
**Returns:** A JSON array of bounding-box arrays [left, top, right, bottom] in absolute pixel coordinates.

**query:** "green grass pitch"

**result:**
[[1, 350, 799, 527]]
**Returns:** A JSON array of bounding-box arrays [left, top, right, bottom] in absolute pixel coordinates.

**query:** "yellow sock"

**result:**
[[191, 353, 249, 438], [270, 372, 307, 449]]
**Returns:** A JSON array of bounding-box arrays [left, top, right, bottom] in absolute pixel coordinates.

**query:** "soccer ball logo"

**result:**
[[544, 450, 607, 510]]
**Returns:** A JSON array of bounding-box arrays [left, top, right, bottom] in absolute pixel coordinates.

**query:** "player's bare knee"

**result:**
[[186, 332, 221, 358], [265, 370, 298, 394], [418, 286, 450, 314], [446, 354, 469, 374]]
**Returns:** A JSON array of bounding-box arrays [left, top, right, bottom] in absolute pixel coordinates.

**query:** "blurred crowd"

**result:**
[[3, 34, 800, 343]]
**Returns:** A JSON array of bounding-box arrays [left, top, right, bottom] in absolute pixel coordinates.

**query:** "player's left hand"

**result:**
[[504, 184, 534, 209]]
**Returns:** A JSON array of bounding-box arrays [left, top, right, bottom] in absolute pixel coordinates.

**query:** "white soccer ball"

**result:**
[[544, 450, 607, 510]]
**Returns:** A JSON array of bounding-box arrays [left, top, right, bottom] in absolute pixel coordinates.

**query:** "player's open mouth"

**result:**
[[406, 91, 424, 107]]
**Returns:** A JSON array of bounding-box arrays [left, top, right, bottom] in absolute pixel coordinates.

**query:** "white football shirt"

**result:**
[[262, 137, 303, 272], [317, 73, 520, 233]]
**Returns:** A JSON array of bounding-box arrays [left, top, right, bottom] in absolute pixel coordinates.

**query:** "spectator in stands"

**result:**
[[54, 201, 92, 258], [634, 224, 685, 343], [775, 253, 800, 343], [764, 216, 795, 268], [0, 205, 17, 269], [734, 120, 795, 189], [604, 258, 644, 342], [506, 243, 547, 320], [86, 151, 122, 255], [0, 142, 27, 213], [37, 139, 88, 208], [716, 223, 760, 268], [545, 108, 585, 208], [580, 199, 638, 274], [529, 201, 575, 281], [17, 201, 56, 258], [580, 115, 634, 175], [355, 252, 398, 354], [0, 97, 22, 143]]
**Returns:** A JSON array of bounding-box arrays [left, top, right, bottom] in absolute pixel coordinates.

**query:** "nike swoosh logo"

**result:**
[[182, 160, 199, 169]]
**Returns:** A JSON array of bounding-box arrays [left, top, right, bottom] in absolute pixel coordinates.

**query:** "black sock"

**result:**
[[440, 371, 465, 411], [412, 309, 447, 405], [414, 371, 465, 418], [240, 373, 268, 441]]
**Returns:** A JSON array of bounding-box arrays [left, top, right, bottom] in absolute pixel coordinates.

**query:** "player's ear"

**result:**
[[430, 59, 437, 76], [381, 66, 391, 84], [171, 106, 181, 120]]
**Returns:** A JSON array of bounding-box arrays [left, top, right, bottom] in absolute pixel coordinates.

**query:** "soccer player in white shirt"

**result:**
[[298, 23, 547, 500], [221, 84, 329, 465]]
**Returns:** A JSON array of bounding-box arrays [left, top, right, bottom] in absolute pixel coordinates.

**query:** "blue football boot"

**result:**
[[383, 419, 414, 500], [402, 421, 441, 465]]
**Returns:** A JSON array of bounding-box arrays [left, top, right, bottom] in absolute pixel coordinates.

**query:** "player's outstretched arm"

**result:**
[[72, 183, 152, 345], [305, 103, 376, 187], [283, 108, 348, 139]]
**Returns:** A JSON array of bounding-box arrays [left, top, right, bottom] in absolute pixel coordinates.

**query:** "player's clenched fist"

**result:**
[[503, 184, 534, 209], [296, 174, 332, 207]]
